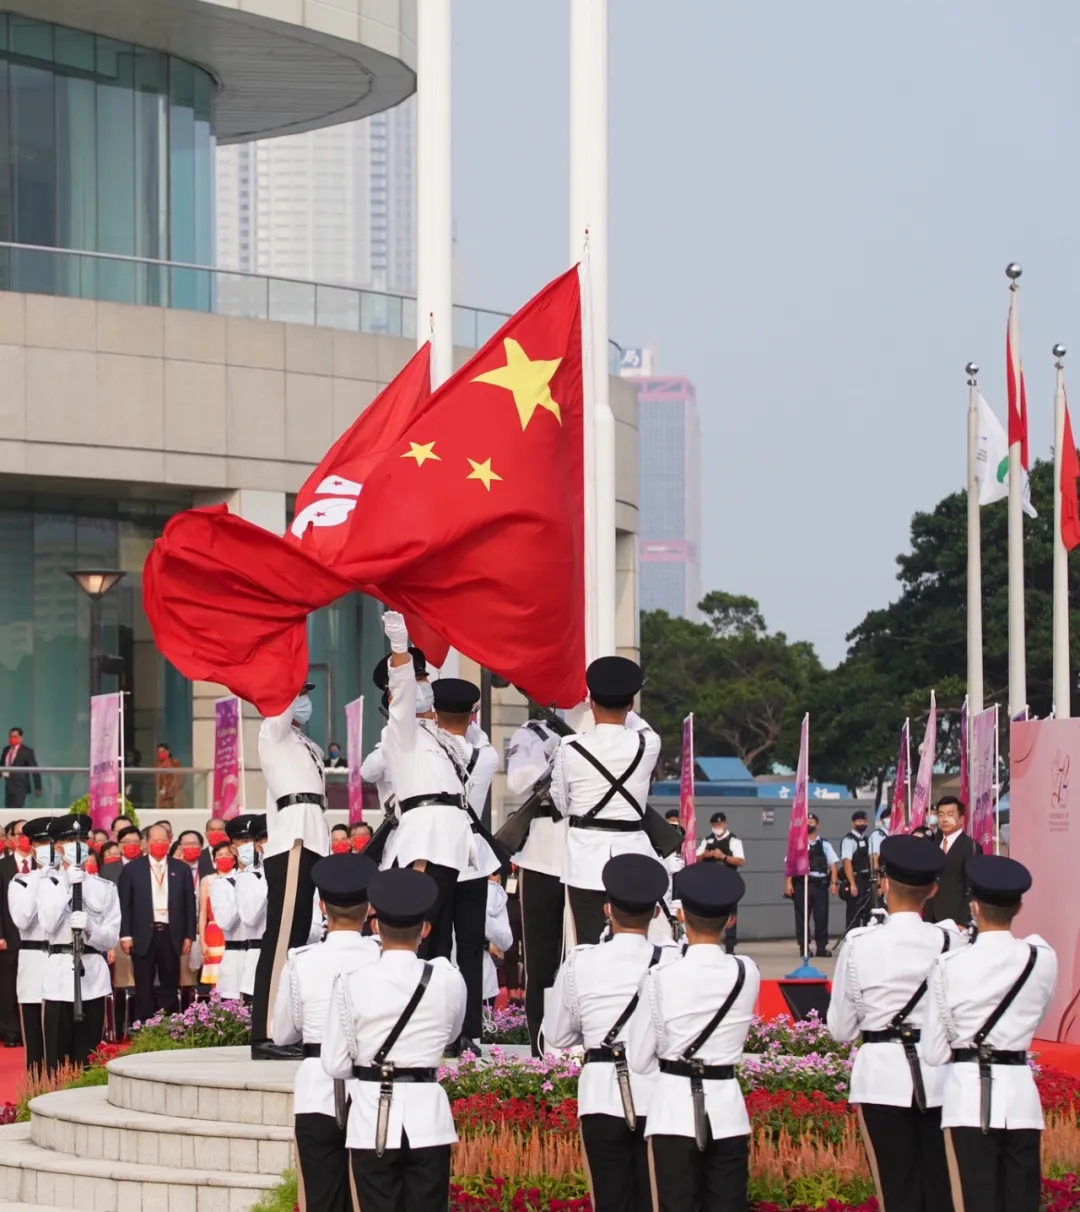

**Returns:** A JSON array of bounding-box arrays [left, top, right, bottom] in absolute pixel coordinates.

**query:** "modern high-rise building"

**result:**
[[621, 348, 702, 619]]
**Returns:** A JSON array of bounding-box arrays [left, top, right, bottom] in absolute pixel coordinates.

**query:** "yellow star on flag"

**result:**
[[401, 441, 441, 467], [472, 338, 562, 430], [466, 457, 502, 491]]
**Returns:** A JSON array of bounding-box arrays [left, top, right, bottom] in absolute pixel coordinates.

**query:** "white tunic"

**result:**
[[922, 930, 1058, 1130], [507, 721, 567, 879], [482, 881, 514, 1001], [235, 867, 269, 994], [628, 945, 760, 1141], [8, 867, 48, 1002], [827, 911, 963, 1109], [207, 875, 247, 1000], [38, 869, 121, 1003], [360, 741, 394, 812], [458, 726, 501, 884], [544, 932, 679, 1119], [322, 951, 466, 1150], [271, 931, 382, 1117], [260, 707, 330, 859]]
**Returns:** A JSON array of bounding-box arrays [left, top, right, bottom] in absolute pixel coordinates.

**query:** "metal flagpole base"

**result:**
[[785, 957, 827, 980]]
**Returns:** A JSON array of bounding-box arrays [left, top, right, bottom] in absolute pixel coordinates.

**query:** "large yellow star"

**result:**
[[472, 338, 562, 430], [466, 457, 502, 491], [401, 441, 441, 467]]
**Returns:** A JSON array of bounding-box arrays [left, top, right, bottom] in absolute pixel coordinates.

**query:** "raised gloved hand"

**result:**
[[68, 910, 88, 931], [382, 611, 409, 654], [67, 865, 84, 885]]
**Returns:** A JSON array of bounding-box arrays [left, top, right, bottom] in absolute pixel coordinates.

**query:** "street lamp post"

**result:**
[[67, 571, 126, 696]]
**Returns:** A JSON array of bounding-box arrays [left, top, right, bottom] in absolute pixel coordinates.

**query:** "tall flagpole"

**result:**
[[1006, 263, 1026, 716], [966, 361, 984, 715], [1053, 344, 1070, 718]]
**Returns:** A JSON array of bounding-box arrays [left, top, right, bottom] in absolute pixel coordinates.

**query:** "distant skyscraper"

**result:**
[[621, 349, 702, 619]]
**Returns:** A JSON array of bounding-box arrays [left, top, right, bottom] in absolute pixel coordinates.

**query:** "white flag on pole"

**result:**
[[976, 393, 1037, 517]]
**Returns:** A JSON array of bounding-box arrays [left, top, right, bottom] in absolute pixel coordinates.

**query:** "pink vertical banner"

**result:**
[[890, 719, 910, 834], [89, 692, 124, 831], [213, 696, 243, 821], [959, 696, 969, 810], [969, 705, 997, 853], [679, 713, 697, 865], [346, 697, 364, 824], [908, 692, 938, 831], [784, 714, 810, 877]]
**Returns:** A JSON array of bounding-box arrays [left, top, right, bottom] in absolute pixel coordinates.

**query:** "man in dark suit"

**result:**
[[923, 795, 982, 927], [1, 728, 41, 809], [0, 820, 26, 1045], [118, 822, 196, 1023]]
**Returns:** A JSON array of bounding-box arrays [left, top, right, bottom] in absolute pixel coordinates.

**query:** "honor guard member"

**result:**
[[923, 855, 1058, 1212], [362, 648, 431, 812], [544, 854, 677, 1212], [697, 813, 745, 955], [208, 815, 260, 1001], [505, 713, 568, 1054], [322, 867, 467, 1212], [38, 815, 121, 1070], [551, 656, 661, 945], [628, 864, 759, 1212], [827, 835, 960, 1212], [7, 817, 53, 1069], [841, 809, 874, 929], [785, 812, 838, 958], [251, 683, 330, 1058], [233, 814, 271, 999], [271, 852, 381, 1212]]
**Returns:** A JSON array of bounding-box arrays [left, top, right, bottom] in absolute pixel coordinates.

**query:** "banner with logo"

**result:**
[[969, 705, 997, 854], [679, 714, 696, 865], [784, 714, 810, 877], [89, 692, 124, 831], [346, 697, 364, 824], [890, 718, 910, 834], [908, 692, 938, 831], [213, 696, 243, 821]]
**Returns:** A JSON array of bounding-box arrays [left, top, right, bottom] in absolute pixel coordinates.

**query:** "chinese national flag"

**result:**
[[1062, 397, 1080, 552], [144, 267, 586, 716]]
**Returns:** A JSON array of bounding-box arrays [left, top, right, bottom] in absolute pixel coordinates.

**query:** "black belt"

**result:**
[[399, 793, 464, 813], [659, 1059, 736, 1080], [302, 1043, 321, 1058], [18, 940, 46, 951], [351, 1065, 437, 1082], [225, 940, 252, 952], [48, 945, 101, 957], [862, 1028, 920, 1044], [568, 815, 642, 833], [950, 1048, 1028, 1065], [584, 1046, 618, 1064], [276, 792, 327, 810]]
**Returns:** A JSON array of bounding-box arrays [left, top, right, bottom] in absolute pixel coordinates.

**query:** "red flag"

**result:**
[[1007, 290, 1029, 469], [1062, 398, 1080, 552]]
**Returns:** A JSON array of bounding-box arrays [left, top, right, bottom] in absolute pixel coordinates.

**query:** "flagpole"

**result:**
[[1054, 344, 1070, 719], [905, 716, 911, 826], [993, 703, 1001, 854], [966, 362, 984, 714], [1006, 263, 1027, 716]]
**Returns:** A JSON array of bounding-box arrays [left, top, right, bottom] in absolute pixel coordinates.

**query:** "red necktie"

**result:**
[[21, 860, 28, 874]]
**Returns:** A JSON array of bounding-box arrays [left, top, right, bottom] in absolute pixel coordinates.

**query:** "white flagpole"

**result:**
[[1053, 344, 1070, 719], [1006, 264, 1027, 716], [966, 362, 984, 714]]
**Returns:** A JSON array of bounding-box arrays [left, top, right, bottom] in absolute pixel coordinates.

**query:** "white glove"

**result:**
[[68, 911, 88, 931], [382, 611, 409, 654], [67, 865, 84, 885]]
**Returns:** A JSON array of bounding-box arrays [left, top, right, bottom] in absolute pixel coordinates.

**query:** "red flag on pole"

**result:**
[[1061, 398, 1080, 552], [1007, 288, 1029, 469], [784, 715, 810, 878], [679, 714, 697, 866], [889, 718, 910, 834]]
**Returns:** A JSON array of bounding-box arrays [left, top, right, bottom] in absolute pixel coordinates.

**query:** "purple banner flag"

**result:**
[[213, 696, 243, 821], [784, 714, 810, 877], [890, 719, 910, 835], [969, 705, 998, 853], [346, 697, 364, 824], [89, 692, 123, 832], [679, 714, 697, 865], [959, 697, 969, 810], [908, 692, 938, 832]]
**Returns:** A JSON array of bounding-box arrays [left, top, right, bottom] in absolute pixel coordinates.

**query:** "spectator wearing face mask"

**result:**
[[330, 824, 350, 854], [174, 831, 205, 1006], [349, 821, 374, 852], [7, 817, 53, 1068], [0, 819, 27, 1046], [326, 742, 347, 769]]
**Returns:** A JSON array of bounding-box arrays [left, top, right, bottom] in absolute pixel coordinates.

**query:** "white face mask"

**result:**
[[712, 826, 726, 836], [34, 844, 51, 868], [927, 813, 939, 829], [67, 841, 87, 865], [415, 682, 435, 714], [292, 694, 313, 725], [236, 842, 256, 868]]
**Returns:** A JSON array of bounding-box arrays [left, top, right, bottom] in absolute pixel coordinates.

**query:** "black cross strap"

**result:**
[[973, 944, 1038, 1048], [373, 963, 433, 1065], [889, 927, 952, 1032], [603, 944, 662, 1048], [570, 732, 648, 820], [680, 958, 747, 1062]]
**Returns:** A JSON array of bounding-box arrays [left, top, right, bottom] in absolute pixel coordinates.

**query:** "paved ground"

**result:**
[[735, 939, 837, 981]]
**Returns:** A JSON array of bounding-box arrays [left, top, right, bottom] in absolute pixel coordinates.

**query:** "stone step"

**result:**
[[30, 1086, 294, 1175], [0, 1123, 280, 1211], [107, 1046, 296, 1127]]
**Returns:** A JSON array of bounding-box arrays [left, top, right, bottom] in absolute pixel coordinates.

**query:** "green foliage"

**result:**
[[248, 1170, 297, 1212], [69, 795, 139, 828], [748, 1172, 877, 1207]]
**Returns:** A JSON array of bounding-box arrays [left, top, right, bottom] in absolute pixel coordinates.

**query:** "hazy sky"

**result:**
[[450, 0, 1080, 666]]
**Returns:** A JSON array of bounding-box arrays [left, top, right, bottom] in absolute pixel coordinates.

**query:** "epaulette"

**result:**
[[287, 943, 318, 961], [842, 923, 880, 945], [12, 878, 25, 888]]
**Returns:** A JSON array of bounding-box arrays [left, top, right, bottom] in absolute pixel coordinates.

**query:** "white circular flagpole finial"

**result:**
[[965, 361, 979, 379], [1005, 263, 1023, 281], [1053, 344, 1067, 361]]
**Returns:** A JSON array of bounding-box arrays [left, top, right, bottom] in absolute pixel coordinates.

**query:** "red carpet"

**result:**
[[0, 1046, 24, 1106]]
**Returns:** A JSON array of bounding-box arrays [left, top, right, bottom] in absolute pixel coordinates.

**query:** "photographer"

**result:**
[[696, 812, 744, 954]]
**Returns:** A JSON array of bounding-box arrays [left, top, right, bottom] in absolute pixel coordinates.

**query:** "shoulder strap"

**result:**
[[525, 721, 549, 740], [603, 945, 663, 1047], [373, 963, 433, 1065], [973, 944, 1038, 1047], [889, 929, 951, 1029], [569, 732, 649, 819], [680, 958, 746, 1062], [465, 749, 480, 778]]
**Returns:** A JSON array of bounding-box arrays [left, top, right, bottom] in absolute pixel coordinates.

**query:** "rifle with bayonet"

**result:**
[[71, 860, 84, 1024]]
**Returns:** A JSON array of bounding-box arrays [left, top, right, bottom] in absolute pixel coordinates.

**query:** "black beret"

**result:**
[[313, 853, 377, 908], [880, 835, 945, 887], [22, 817, 54, 843], [965, 855, 1032, 907], [674, 863, 745, 917], [432, 678, 480, 714], [368, 867, 439, 927], [602, 853, 669, 913], [48, 814, 92, 841], [710, 812, 727, 825], [372, 649, 427, 691], [226, 814, 262, 841], [586, 656, 644, 707]]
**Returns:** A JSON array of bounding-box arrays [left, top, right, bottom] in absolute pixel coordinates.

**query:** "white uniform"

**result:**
[[322, 951, 467, 1150], [207, 875, 248, 1000], [260, 707, 330, 859], [628, 945, 760, 1141], [361, 742, 394, 813], [457, 726, 501, 884], [271, 931, 382, 1117], [482, 881, 514, 1001], [922, 930, 1058, 1129], [8, 867, 49, 1003], [38, 869, 121, 1002], [507, 721, 567, 878], [697, 832, 745, 863], [235, 867, 269, 995], [827, 912, 963, 1108]]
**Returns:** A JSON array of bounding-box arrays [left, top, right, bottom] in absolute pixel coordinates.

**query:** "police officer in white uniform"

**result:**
[[697, 813, 745, 955], [251, 684, 330, 1057], [38, 815, 121, 1070], [551, 656, 661, 945], [923, 855, 1058, 1212], [207, 815, 260, 1001], [322, 867, 467, 1212], [544, 854, 678, 1212], [7, 817, 53, 1070], [628, 863, 760, 1212], [233, 814, 269, 998], [271, 852, 381, 1212], [363, 649, 432, 812], [827, 835, 961, 1212]]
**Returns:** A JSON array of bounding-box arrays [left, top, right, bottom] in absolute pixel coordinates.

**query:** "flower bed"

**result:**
[[130, 993, 251, 1049], [482, 1003, 530, 1046]]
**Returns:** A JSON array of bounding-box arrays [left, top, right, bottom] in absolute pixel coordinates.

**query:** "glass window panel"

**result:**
[[10, 62, 56, 291], [169, 58, 196, 307], [96, 39, 136, 302], [133, 49, 167, 277], [53, 26, 94, 72], [0, 59, 12, 251], [10, 17, 52, 63], [192, 66, 213, 276], [56, 72, 96, 297]]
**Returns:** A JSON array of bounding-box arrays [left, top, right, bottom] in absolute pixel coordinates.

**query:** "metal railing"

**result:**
[[0, 240, 624, 370]]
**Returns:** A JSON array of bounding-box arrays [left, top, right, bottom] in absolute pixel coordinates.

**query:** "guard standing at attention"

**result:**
[[841, 809, 874, 929], [7, 817, 53, 1070], [271, 852, 380, 1212], [922, 855, 1058, 1212], [827, 835, 961, 1212], [543, 853, 678, 1212], [784, 812, 838, 958]]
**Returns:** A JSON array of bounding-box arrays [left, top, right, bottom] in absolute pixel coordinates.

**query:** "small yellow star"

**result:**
[[401, 441, 441, 467], [472, 338, 562, 430], [466, 457, 502, 491]]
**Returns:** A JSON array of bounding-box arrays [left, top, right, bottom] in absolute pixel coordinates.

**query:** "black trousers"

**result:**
[[43, 996, 105, 1072], [845, 872, 873, 930], [859, 1102, 953, 1212], [568, 885, 608, 946], [791, 877, 830, 953], [295, 1112, 350, 1212], [723, 915, 737, 955], [453, 876, 487, 1040], [251, 844, 320, 1041], [19, 1002, 44, 1071], [131, 927, 181, 1025], [4, 785, 27, 809], [581, 1113, 651, 1212], [648, 1129, 749, 1212], [520, 867, 564, 1054], [415, 862, 459, 963], [0, 950, 20, 1043], [946, 1125, 1042, 1212], [350, 1132, 451, 1212]]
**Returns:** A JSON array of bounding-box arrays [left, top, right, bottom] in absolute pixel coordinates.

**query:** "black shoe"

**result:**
[[443, 1035, 481, 1059], [250, 1040, 303, 1061], [816, 949, 832, 959], [3, 1037, 20, 1048]]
